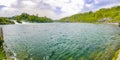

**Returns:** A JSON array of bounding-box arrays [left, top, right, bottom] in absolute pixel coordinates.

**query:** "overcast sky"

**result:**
[[0, 0, 120, 19]]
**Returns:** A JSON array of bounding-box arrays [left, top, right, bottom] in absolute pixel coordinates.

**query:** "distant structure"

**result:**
[[119, 22, 120, 27], [36, 14, 38, 17], [98, 18, 112, 23], [66, 17, 70, 22]]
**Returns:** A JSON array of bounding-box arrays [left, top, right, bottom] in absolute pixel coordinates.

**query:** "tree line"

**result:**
[[0, 13, 53, 24], [0, 17, 14, 24], [58, 6, 120, 23], [11, 13, 53, 23]]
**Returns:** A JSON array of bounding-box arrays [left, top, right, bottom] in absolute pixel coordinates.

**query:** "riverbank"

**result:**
[[0, 27, 5, 60], [0, 39, 4, 60], [106, 23, 119, 25], [116, 50, 120, 60], [112, 49, 120, 60], [0, 43, 5, 60]]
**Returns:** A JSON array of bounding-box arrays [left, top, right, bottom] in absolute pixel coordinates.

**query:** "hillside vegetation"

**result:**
[[59, 6, 120, 23], [1, 6, 120, 24], [0, 17, 14, 25], [0, 13, 53, 24], [11, 13, 53, 23]]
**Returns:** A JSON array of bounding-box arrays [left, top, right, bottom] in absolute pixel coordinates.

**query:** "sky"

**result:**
[[0, 0, 120, 19]]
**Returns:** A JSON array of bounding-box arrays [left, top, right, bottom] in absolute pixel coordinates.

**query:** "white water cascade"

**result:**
[[11, 20, 20, 24]]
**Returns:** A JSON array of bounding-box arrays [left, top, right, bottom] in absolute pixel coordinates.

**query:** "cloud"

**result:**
[[0, 0, 120, 19], [85, 0, 94, 4], [0, 5, 6, 10], [54, 7, 62, 14], [0, 0, 84, 19], [0, 0, 16, 7], [82, 0, 120, 12]]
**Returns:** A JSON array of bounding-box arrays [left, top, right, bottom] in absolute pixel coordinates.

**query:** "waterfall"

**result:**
[[11, 20, 31, 24], [22, 21, 30, 24], [11, 20, 19, 24]]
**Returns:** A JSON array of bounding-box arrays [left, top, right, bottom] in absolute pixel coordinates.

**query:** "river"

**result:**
[[1, 23, 120, 60]]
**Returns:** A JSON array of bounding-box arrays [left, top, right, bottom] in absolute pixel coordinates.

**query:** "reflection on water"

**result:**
[[2, 23, 120, 60]]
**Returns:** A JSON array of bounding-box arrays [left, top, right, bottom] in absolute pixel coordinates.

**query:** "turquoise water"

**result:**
[[2, 23, 120, 60]]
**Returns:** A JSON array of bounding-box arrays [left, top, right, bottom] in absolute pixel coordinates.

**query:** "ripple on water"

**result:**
[[2, 23, 120, 60]]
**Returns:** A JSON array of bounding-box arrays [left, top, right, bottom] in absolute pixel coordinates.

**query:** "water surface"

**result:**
[[2, 23, 120, 60]]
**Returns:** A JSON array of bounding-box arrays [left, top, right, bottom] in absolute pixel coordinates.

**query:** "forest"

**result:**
[[58, 6, 120, 23], [11, 13, 53, 23], [0, 13, 53, 24], [0, 17, 14, 24]]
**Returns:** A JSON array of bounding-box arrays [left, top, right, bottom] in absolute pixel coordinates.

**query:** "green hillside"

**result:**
[[0, 17, 14, 25], [59, 6, 120, 23], [11, 13, 53, 23], [0, 13, 53, 24]]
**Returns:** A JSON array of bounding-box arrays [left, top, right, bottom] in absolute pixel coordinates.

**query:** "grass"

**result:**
[[0, 38, 5, 60], [0, 47, 4, 60], [112, 49, 120, 60]]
